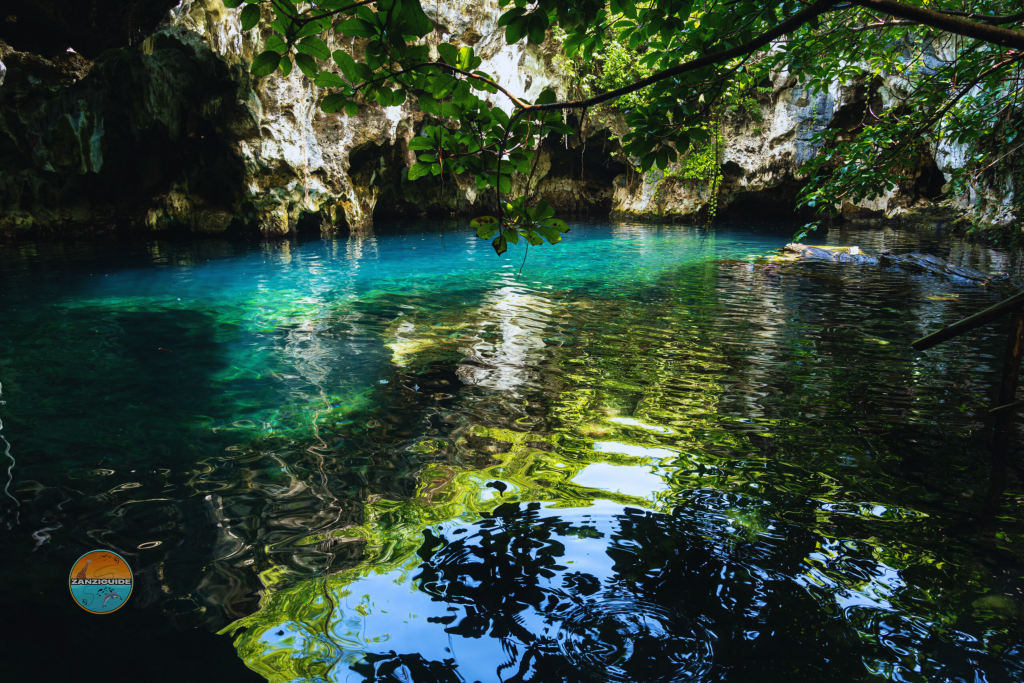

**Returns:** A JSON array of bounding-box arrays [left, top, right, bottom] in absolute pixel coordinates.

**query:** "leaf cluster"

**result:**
[[471, 199, 570, 255]]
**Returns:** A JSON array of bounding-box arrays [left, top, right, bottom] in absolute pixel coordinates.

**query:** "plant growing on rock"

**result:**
[[227, 0, 1024, 252]]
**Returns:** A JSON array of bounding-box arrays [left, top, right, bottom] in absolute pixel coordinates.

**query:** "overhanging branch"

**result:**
[[527, 0, 843, 112], [517, 0, 1024, 114], [853, 0, 1024, 49]]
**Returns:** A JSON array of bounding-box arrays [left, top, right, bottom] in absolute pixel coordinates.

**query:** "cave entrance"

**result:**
[[719, 180, 815, 222]]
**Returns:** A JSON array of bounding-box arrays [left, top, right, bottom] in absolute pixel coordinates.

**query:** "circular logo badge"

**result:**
[[69, 550, 133, 614]]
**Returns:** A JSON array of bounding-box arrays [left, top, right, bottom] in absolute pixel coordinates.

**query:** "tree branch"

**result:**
[[852, 0, 1024, 49], [527, 0, 843, 112], [516, 0, 1024, 115], [932, 9, 1024, 26]]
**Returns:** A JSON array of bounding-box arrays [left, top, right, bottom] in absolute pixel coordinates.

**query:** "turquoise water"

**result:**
[[1, 221, 1023, 681]]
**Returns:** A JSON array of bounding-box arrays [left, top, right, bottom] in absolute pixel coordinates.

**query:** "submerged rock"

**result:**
[[782, 242, 1010, 284], [783, 243, 879, 265]]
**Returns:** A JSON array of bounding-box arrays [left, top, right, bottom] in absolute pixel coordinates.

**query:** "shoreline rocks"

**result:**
[[782, 242, 1011, 285]]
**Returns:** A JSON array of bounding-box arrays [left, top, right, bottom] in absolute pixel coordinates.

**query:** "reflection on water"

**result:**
[[1, 222, 1024, 681]]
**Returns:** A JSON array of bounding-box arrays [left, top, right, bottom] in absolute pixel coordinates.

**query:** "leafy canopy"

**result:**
[[223, 0, 1024, 252]]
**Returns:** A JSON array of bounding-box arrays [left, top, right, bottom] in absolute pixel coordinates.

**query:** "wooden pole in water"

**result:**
[[987, 310, 1024, 521], [912, 290, 1024, 352]]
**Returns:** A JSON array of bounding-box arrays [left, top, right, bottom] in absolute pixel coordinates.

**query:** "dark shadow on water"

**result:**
[[0, 306, 265, 680], [0, 297, 480, 679]]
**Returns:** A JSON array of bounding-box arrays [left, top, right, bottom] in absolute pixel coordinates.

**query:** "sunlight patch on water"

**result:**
[[607, 416, 674, 433], [593, 441, 678, 459], [572, 462, 669, 498]]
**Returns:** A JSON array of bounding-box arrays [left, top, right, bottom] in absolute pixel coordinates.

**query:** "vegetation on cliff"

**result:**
[[221, 0, 1024, 248]]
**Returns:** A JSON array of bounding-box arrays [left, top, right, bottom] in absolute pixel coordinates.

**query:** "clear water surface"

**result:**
[[1, 221, 1023, 682]]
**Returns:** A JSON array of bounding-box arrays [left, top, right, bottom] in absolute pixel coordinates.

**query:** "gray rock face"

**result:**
[[0, 2, 1014, 235], [0, 0, 584, 235], [610, 70, 983, 225]]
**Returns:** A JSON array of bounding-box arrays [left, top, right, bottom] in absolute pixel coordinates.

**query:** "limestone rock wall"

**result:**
[[0, 1, 1016, 236], [0, 0, 608, 236], [609, 69, 987, 226]]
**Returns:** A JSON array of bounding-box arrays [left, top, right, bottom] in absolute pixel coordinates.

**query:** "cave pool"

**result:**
[[1, 220, 1023, 682]]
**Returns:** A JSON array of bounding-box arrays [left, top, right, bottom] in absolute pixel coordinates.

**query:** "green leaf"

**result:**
[[656, 147, 669, 169], [562, 32, 584, 57], [295, 18, 328, 39], [545, 218, 570, 233], [534, 225, 562, 244], [492, 234, 508, 255], [527, 12, 548, 44], [472, 216, 499, 239], [523, 229, 544, 246], [355, 6, 378, 23], [251, 50, 282, 77], [543, 120, 575, 135], [365, 39, 387, 70], [354, 62, 374, 81], [274, 0, 297, 17], [437, 43, 459, 66], [505, 17, 527, 44], [332, 50, 358, 82], [294, 53, 318, 78], [440, 102, 463, 117], [321, 93, 349, 113], [431, 74, 458, 98], [457, 46, 474, 71], [536, 88, 557, 105], [396, 0, 434, 37], [419, 95, 441, 115], [793, 221, 820, 242], [409, 161, 432, 180], [336, 17, 376, 37], [271, 17, 294, 35], [504, 228, 520, 245], [498, 7, 527, 27], [408, 137, 434, 151], [297, 36, 330, 60], [240, 4, 261, 30], [314, 72, 346, 88], [470, 71, 498, 93], [222, 0, 243, 8], [491, 107, 510, 127], [279, 54, 293, 77], [534, 200, 555, 220], [451, 81, 472, 106], [265, 35, 287, 53]]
